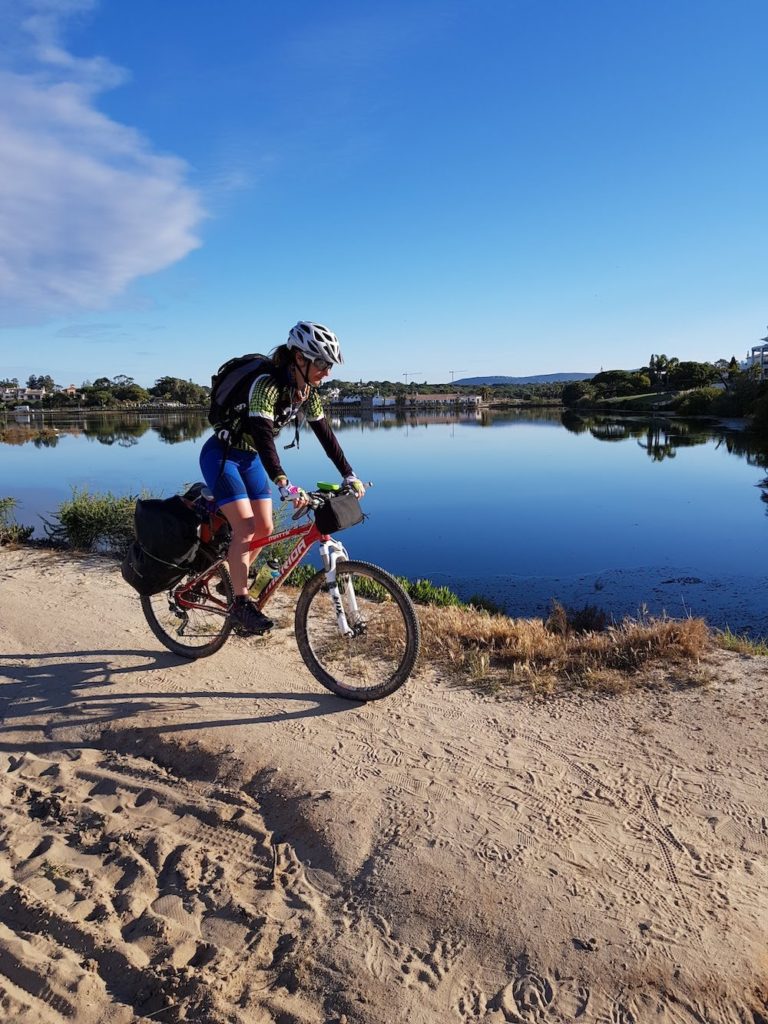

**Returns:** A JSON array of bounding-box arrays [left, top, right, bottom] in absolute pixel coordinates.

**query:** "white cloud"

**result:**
[[53, 322, 126, 342], [0, 1, 204, 325]]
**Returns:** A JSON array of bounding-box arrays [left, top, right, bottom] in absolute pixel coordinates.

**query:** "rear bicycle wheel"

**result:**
[[141, 563, 234, 659], [295, 559, 420, 701]]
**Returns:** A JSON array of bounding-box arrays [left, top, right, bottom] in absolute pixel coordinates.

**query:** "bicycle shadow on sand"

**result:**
[[0, 646, 355, 758]]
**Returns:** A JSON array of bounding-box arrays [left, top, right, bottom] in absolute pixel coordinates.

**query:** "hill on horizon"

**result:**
[[452, 372, 595, 386]]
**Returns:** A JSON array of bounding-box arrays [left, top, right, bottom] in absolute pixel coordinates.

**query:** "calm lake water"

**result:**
[[3, 408, 767, 628]]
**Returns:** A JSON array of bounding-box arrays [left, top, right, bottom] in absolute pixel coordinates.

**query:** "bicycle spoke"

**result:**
[[141, 565, 234, 659], [295, 561, 420, 700]]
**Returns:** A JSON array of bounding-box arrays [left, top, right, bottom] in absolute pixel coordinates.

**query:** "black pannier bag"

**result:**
[[190, 533, 230, 572], [314, 492, 364, 535], [121, 541, 188, 597], [121, 495, 201, 596], [135, 495, 200, 563]]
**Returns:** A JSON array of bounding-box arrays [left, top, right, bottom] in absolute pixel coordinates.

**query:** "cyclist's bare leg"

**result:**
[[220, 498, 273, 596]]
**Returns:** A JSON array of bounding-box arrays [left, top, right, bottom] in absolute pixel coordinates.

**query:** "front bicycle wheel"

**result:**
[[295, 559, 420, 701], [140, 563, 234, 659]]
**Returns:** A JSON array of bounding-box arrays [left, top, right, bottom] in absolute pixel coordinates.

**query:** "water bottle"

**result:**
[[267, 558, 281, 579]]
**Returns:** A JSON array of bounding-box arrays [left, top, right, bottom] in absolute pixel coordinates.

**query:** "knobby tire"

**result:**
[[294, 559, 420, 701], [140, 564, 235, 659]]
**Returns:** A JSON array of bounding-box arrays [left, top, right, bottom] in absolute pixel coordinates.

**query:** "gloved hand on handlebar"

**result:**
[[344, 474, 366, 498], [277, 478, 309, 507]]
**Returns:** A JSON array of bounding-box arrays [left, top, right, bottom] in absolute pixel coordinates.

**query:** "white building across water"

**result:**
[[1, 387, 47, 404], [404, 393, 482, 408], [746, 329, 768, 380]]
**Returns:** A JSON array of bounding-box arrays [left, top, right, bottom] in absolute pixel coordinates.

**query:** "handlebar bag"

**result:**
[[314, 492, 364, 534]]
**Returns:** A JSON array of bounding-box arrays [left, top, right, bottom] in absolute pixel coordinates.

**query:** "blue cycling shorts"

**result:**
[[199, 434, 272, 507]]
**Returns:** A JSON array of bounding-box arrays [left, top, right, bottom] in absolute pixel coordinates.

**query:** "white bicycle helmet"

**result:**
[[286, 321, 343, 365]]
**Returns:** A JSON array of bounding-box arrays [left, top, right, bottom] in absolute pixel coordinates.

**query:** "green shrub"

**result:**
[[43, 488, 137, 554], [672, 387, 721, 416], [403, 577, 462, 607], [711, 377, 766, 417], [749, 390, 768, 436], [350, 575, 393, 602], [0, 497, 34, 545], [562, 381, 595, 406], [284, 563, 494, 612], [285, 563, 317, 587], [717, 626, 768, 656]]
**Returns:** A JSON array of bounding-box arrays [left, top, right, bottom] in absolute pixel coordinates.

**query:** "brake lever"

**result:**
[[291, 494, 324, 521]]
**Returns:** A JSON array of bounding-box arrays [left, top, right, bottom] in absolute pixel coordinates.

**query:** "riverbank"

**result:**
[[0, 548, 766, 1023], [1, 404, 208, 418], [447, 563, 768, 639]]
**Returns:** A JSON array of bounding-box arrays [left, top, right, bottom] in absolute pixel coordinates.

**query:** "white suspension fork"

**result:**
[[318, 539, 360, 636]]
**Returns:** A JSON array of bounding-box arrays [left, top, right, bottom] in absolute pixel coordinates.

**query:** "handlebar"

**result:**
[[282, 482, 372, 519]]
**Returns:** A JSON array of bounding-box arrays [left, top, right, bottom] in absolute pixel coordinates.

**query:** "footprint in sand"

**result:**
[[400, 935, 465, 991]]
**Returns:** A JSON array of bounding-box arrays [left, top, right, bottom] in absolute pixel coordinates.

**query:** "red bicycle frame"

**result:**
[[247, 517, 330, 609], [175, 516, 332, 615]]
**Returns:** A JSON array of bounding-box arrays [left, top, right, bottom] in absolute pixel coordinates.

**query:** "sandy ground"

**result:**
[[0, 547, 767, 1024]]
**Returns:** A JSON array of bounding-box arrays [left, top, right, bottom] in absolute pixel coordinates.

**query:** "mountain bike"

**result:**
[[139, 485, 421, 701]]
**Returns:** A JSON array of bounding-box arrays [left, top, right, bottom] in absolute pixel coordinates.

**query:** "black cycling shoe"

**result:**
[[229, 598, 273, 636]]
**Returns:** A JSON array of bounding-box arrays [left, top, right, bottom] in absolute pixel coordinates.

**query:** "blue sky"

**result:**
[[0, 0, 766, 388]]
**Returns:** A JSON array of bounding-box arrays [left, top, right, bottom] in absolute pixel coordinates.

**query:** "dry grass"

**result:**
[[416, 603, 712, 693]]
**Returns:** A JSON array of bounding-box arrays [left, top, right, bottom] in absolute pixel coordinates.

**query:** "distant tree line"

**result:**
[[561, 353, 768, 427], [5, 370, 565, 409], [319, 379, 565, 403], [1, 373, 209, 409], [6, 355, 766, 427]]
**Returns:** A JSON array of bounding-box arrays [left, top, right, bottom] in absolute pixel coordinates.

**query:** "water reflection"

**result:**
[[3, 408, 768, 605], [558, 412, 768, 519], [329, 406, 564, 431], [718, 431, 768, 470], [329, 408, 486, 430], [561, 411, 768, 468], [0, 411, 209, 448], [1, 423, 63, 448]]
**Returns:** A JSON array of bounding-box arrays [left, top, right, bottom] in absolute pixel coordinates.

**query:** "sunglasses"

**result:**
[[311, 357, 333, 372]]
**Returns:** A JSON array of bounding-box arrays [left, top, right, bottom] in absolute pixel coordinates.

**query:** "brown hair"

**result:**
[[269, 344, 296, 372], [270, 346, 301, 370]]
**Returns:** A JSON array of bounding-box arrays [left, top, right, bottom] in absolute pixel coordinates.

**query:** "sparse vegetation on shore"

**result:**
[[561, 354, 768, 428], [715, 626, 768, 657], [11, 490, 768, 691], [42, 488, 138, 554], [415, 600, 716, 693], [0, 497, 34, 545], [32, 490, 512, 613]]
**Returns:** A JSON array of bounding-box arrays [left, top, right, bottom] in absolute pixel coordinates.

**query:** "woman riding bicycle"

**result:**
[[199, 321, 365, 636]]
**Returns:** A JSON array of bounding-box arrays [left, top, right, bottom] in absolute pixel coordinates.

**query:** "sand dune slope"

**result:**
[[0, 549, 766, 1023]]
